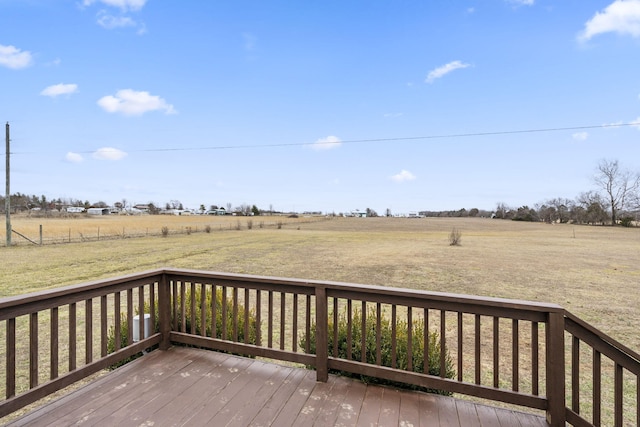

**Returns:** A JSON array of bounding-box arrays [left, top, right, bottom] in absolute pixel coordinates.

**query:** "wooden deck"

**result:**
[[7, 347, 548, 427]]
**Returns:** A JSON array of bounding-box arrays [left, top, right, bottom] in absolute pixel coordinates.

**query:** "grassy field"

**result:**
[[1, 215, 638, 352], [1, 215, 639, 423]]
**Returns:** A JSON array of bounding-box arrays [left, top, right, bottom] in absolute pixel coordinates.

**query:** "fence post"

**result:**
[[546, 310, 566, 426], [158, 272, 172, 350], [315, 285, 328, 382]]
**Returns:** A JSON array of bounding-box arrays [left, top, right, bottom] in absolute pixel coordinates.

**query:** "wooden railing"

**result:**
[[1, 268, 638, 426]]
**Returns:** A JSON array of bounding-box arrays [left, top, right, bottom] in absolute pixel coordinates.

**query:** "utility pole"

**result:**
[[5, 122, 11, 246]]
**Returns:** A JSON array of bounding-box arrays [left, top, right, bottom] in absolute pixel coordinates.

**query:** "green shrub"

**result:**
[[301, 307, 455, 395], [107, 288, 258, 369], [174, 287, 258, 344], [620, 216, 635, 227]]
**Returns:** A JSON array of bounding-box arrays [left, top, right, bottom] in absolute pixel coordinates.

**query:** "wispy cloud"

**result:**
[[41, 83, 79, 98], [578, 0, 640, 41], [425, 60, 470, 83], [391, 170, 416, 183], [83, 0, 147, 33], [65, 152, 84, 163], [97, 12, 137, 29], [82, 0, 147, 12], [311, 135, 342, 151], [0, 44, 33, 69], [92, 147, 128, 160], [97, 89, 177, 116], [506, 0, 534, 6], [572, 132, 589, 141]]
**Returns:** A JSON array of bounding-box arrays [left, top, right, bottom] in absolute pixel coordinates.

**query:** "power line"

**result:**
[[12, 121, 640, 155]]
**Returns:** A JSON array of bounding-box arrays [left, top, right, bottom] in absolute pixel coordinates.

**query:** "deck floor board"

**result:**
[[6, 347, 548, 427]]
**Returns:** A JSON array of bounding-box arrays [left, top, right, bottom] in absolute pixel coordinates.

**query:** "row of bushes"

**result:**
[[108, 292, 455, 395]]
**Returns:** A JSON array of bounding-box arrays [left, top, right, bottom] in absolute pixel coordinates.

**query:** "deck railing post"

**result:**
[[158, 272, 172, 350], [315, 285, 328, 382], [546, 310, 566, 426]]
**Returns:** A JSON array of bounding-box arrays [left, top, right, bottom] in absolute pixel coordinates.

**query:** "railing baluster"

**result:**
[[245, 288, 250, 345], [150, 283, 156, 336], [267, 290, 273, 348], [424, 308, 429, 376], [279, 292, 285, 350], [138, 286, 145, 342], [256, 290, 262, 346], [347, 299, 352, 360], [457, 312, 462, 381], [305, 294, 311, 353], [332, 297, 338, 357], [440, 310, 446, 378], [407, 306, 413, 372], [6, 317, 16, 398], [232, 286, 238, 342], [376, 302, 382, 366], [180, 282, 186, 333], [572, 335, 580, 414], [201, 283, 207, 337], [211, 284, 217, 339], [30, 312, 38, 388], [475, 314, 481, 385], [190, 283, 197, 335], [531, 321, 538, 395], [292, 294, 298, 352], [493, 316, 499, 387], [114, 292, 121, 351], [391, 304, 396, 368], [360, 301, 366, 363], [101, 295, 107, 357], [69, 302, 77, 371], [221, 286, 227, 340], [513, 319, 519, 392], [86, 298, 93, 364], [593, 349, 601, 426], [127, 289, 133, 345], [51, 307, 59, 380], [615, 363, 623, 427]]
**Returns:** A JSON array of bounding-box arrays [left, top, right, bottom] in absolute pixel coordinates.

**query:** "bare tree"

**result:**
[[594, 159, 640, 225]]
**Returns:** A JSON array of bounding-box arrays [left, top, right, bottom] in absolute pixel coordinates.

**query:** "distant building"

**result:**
[[87, 208, 110, 215]]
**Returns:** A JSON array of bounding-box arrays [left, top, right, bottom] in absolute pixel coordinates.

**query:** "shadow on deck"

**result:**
[[7, 347, 547, 427]]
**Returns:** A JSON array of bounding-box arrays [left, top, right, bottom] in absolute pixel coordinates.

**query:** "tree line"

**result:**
[[419, 159, 640, 226]]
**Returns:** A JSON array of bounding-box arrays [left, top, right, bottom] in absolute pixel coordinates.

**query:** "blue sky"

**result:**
[[1, 0, 639, 214]]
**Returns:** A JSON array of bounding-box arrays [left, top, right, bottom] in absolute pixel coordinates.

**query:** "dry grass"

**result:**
[[1, 216, 638, 423], [1, 216, 638, 349]]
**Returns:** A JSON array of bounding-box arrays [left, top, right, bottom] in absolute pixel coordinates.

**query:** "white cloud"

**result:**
[[311, 135, 342, 151], [578, 0, 640, 41], [97, 12, 137, 29], [82, 0, 147, 12], [572, 132, 589, 141], [425, 60, 471, 83], [65, 152, 84, 163], [92, 147, 128, 160], [97, 89, 177, 116], [506, 0, 534, 6], [0, 44, 33, 69], [633, 117, 640, 130], [391, 170, 416, 183], [40, 83, 79, 97]]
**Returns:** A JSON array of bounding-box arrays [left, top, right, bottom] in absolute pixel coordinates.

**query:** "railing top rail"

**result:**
[[0, 269, 164, 319], [565, 310, 640, 363], [163, 268, 564, 314]]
